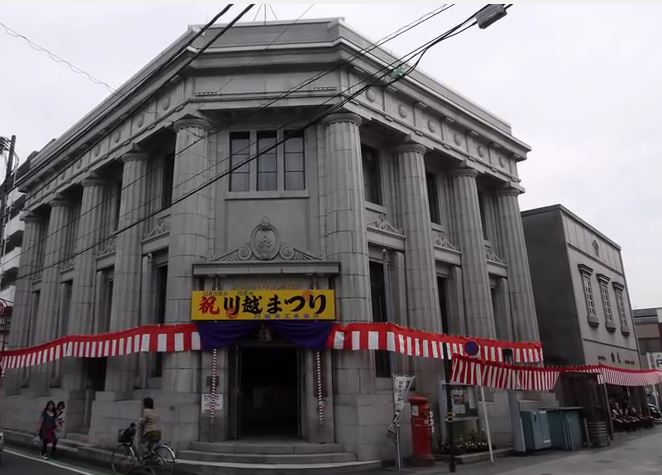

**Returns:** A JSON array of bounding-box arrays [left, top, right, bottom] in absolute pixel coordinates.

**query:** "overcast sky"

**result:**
[[1, 3, 660, 309]]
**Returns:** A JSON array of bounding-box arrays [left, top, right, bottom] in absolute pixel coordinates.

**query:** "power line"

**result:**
[[11, 4, 491, 285], [0, 4, 451, 238], [0, 21, 115, 92]]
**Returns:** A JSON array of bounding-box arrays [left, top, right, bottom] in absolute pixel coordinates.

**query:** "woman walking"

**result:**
[[37, 401, 58, 459]]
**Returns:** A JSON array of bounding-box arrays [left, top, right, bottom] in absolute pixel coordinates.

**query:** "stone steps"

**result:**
[[175, 458, 382, 475], [189, 441, 346, 454], [179, 449, 355, 464]]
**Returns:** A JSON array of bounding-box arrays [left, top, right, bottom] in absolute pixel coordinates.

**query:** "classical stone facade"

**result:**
[[1, 19, 540, 462]]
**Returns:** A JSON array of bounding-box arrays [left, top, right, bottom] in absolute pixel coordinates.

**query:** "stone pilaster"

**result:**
[[323, 113, 385, 461], [395, 142, 441, 332], [32, 196, 72, 392], [105, 149, 148, 392], [450, 167, 496, 337], [323, 113, 372, 322], [495, 187, 540, 341], [63, 175, 106, 394], [4, 212, 43, 394], [163, 117, 212, 394]]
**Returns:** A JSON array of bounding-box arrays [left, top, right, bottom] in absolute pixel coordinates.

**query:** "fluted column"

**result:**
[[105, 149, 148, 392], [163, 117, 212, 394], [495, 187, 540, 341], [323, 113, 371, 323], [4, 212, 43, 394], [450, 167, 496, 337], [63, 175, 106, 392], [31, 196, 72, 392], [396, 142, 441, 332]]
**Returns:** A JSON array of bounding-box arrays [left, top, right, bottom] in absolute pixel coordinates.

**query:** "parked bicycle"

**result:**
[[111, 423, 175, 475]]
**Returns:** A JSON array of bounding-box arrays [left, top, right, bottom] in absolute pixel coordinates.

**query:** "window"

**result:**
[[362, 145, 382, 204], [437, 277, 449, 334], [153, 265, 168, 378], [229, 132, 250, 192], [478, 192, 489, 240], [58, 281, 73, 338], [112, 181, 122, 231], [284, 133, 305, 190], [427, 173, 441, 224], [579, 265, 598, 326], [597, 274, 615, 330], [161, 153, 174, 209], [369, 260, 390, 377], [613, 283, 630, 335], [257, 131, 278, 191]]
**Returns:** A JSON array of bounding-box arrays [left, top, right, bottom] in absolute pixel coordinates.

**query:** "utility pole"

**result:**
[[0, 135, 16, 364]]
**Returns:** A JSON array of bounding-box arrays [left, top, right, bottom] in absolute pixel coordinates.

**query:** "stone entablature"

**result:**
[[20, 19, 529, 213]]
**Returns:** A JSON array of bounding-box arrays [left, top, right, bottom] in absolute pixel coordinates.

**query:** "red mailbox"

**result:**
[[409, 395, 435, 466]]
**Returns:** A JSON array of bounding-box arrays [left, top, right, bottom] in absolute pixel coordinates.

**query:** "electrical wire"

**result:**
[[10, 4, 494, 285]]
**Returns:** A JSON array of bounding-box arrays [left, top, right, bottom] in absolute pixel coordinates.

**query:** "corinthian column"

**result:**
[[395, 142, 441, 332], [163, 117, 212, 394], [31, 196, 72, 392], [495, 187, 540, 341], [63, 174, 106, 393], [450, 167, 496, 337], [106, 149, 148, 392], [4, 212, 43, 394]]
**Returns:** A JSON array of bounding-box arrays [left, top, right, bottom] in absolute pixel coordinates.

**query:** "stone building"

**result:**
[[1, 19, 540, 463], [633, 307, 662, 407], [522, 205, 639, 368]]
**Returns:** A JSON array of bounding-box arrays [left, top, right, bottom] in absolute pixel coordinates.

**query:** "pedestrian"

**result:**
[[56, 401, 66, 437], [37, 400, 58, 459], [139, 397, 162, 456]]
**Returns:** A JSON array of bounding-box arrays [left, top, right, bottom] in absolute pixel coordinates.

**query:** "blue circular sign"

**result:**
[[464, 340, 480, 357]]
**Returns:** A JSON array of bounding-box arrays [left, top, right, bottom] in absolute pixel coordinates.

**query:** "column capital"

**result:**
[[395, 142, 426, 155], [494, 185, 521, 197], [121, 146, 149, 163], [449, 166, 479, 179], [49, 194, 72, 208], [21, 211, 44, 224], [321, 112, 362, 127], [173, 116, 213, 133], [81, 173, 106, 188]]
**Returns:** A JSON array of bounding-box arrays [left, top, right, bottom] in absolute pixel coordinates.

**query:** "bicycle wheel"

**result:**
[[149, 443, 175, 475], [111, 444, 136, 474]]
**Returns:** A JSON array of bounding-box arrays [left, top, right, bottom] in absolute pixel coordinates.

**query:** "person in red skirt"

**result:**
[[37, 401, 57, 459]]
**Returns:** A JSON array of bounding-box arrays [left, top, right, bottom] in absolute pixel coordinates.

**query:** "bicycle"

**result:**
[[111, 423, 176, 475]]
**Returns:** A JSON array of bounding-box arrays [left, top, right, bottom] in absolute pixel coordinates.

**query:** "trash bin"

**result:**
[[544, 407, 584, 450], [520, 410, 552, 451]]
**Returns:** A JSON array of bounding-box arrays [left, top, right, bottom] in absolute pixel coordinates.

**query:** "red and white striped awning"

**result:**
[[451, 357, 662, 391], [451, 355, 560, 391], [0, 323, 200, 372], [329, 322, 543, 363]]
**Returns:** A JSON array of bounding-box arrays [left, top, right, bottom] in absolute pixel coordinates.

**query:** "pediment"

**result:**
[[212, 217, 320, 263]]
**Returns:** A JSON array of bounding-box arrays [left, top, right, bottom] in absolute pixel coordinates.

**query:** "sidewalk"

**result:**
[[370, 427, 662, 475]]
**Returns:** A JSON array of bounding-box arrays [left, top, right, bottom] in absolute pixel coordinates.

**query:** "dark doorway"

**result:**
[[239, 346, 299, 437]]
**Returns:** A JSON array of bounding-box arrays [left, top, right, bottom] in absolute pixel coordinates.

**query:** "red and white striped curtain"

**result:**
[[0, 323, 200, 372], [451, 356, 662, 391], [328, 322, 543, 363]]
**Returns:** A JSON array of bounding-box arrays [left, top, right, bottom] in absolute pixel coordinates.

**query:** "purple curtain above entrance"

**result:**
[[196, 321, 334, 351]]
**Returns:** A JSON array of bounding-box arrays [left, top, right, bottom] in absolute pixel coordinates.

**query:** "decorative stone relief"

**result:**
[[592, 239, 600, 257], [453, 133, 464, 147], [144, 216, 170, 240], [60, 258, 75, 271], [427, 120, 438, 133], [432, 230, 459, 252], [161, 94, 171, 111], [94, 144, 101, 157], [397, 104, 409, 119], [366, 88, 377, 103], [97, 236, 117, 256], [112, 129, 121, 144], [485, 241, 506, 265], [477, 145, 486, 158], [367, 214, 403, 236], [136, 112, 145, 128], [214, 217, 320, 262]]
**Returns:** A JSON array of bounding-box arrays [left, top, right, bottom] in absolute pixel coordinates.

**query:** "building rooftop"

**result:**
[[521, 204, 621, 251]]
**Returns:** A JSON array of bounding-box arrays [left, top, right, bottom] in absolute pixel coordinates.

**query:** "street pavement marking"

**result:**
[[5, 448, 106, 475]]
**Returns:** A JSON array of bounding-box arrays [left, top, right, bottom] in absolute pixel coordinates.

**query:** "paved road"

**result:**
[[0, 447, 112, 475], [374, 427, 662, 474]]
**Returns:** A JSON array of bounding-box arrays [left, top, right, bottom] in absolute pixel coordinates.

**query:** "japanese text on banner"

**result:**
[[191, 290, 336, 321]]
